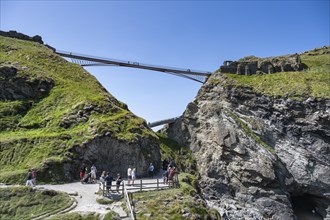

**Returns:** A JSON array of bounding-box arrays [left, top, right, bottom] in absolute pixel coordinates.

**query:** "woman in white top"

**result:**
[[131, 168, 136, 185]]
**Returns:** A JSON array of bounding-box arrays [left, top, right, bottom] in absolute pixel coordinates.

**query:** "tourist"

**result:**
[[100, 171, 106, 182], [163, 166, 170, 184], [169, 159, 176, 168], [91, 164, 97, 183], [25, 169, 34, 187], [127, 166, 132, 186], [116, 174, 122, 193], [148, 162, 154, 179], [162, 158, 169, 171], [104, 172, 114, 194], [31, 168, 37, 186], [131, 168, 136, 185], [79, 163, 87, 181], [168, 167, 177, 187]]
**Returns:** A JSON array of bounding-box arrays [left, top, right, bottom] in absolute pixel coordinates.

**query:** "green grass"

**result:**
[[0, 186, 73, 220], [132, 173, 220, 220], [0, 36, 157, 183], [48, 212, 101, 220], [214, 46, 330, 99]]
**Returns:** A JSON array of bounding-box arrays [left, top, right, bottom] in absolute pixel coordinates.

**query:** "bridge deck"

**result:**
[[55, 50, 211, 83]]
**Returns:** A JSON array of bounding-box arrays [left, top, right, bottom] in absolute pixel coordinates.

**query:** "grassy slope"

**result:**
[[0, 186, 73, 220], [133, 173, 220, 220], [213, 46, 330, 99], [0, 36, 155, 183]]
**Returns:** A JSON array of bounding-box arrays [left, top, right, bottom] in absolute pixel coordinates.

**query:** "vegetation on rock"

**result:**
[[157, 133, 197, 174], [213, 46, 330, 99], [132, 173, 220, 220]]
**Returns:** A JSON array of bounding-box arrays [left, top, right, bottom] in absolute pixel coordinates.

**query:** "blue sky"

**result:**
[[1, 0, 329, 130]]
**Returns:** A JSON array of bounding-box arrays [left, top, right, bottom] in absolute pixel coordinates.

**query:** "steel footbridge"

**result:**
[[55, 50, 212, 83]]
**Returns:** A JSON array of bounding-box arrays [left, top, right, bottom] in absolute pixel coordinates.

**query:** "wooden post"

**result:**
[[157, 178, 159, 189], [122, 182, 124, 195], [140, 179, 142, 191]]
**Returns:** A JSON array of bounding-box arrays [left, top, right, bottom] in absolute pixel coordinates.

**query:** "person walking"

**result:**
[[31, 168, 37, 186], [148, 163, 154, 179], [25, 169, 34, 187]]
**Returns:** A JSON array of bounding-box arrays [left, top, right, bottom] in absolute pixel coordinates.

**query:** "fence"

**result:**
[[99, 176, 180, 220], [99, 176, 179, 196]]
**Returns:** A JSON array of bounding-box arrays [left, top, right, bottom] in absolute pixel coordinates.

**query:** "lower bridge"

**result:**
[[148, 116, 180, 128]]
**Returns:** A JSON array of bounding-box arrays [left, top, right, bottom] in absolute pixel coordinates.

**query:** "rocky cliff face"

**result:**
[[164, 62, 330, 219]]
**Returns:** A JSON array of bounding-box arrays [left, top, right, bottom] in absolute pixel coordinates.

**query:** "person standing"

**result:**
[[100, 171, 106, 182], [148, 163, 154, 179], [80, 163, 86, 181], [25, 169, 34, 187], [104, 172, 114, 194], [116, 174, 123, 194], [31, 168, 37, 186], [91, 164, 97, 183], [127, 166, 132, 186], [131, 168, 136, 185]]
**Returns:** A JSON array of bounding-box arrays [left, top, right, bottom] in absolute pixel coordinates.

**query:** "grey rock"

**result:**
[[164, 72, 330, 219]]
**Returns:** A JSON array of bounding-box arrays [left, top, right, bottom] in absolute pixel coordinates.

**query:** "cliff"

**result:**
[[164, 47, 330, 219], [0, 34, 160, 184]]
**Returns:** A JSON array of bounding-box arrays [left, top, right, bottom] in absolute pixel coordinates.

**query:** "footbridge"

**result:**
[[55, 50, 212, 83], [148, 116, 180, 128]]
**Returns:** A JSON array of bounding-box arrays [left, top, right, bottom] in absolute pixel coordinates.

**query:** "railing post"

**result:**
[[140, 179, 142, 191], [157, 178, 159, 190], [122, 182, 124, 195]]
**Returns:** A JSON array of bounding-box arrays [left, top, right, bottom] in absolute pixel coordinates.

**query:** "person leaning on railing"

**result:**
[[104, 172, 114, 195]]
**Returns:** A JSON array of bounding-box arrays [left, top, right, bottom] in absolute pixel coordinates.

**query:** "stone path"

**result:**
[[1, 172, 173, 219], [37, 181, 127, 218], [36, 176, 171, 219]]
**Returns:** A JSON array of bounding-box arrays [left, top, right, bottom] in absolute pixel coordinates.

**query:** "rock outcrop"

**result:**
[[0, 65, 54, 101], [220, 54, 304, 75], [0, 30, 43, 44], [164, 62, 330, 218]]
